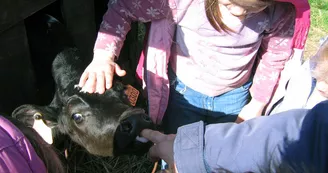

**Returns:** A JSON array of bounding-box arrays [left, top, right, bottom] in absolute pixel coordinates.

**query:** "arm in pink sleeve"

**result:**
[[250, 3, 296, 103], [94, 0, 175, 58]]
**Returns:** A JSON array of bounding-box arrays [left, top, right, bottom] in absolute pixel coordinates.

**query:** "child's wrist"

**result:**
[[94, 49, 116, 62], [249, 98, 266, 108]]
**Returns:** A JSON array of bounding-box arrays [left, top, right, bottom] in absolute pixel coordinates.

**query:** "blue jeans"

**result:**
[[162, 70, 252, 134]]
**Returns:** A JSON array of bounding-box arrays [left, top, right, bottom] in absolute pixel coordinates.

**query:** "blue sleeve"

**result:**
[[174, 110, 307, 173], [204, 109, 309, 172], [174, 121, 208, 173], [174, 100, 328, 173], [174, 109, 308, 172]]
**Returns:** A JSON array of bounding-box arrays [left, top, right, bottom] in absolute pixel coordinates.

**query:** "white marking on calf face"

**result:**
[[32, 113, 53, 144]]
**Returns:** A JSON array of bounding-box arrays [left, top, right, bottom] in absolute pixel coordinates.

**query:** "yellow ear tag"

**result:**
[[32, 113, 53, 144], [124, 85, 140, 106]]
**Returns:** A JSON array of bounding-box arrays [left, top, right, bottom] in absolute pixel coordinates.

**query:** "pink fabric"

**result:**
[[95, 0, 310, 124], [173, 3, 295, 102], [0, 116, 46, 173], [144, 19, 175, 123], [276, 0, 311, 49], [140, 0, 310, 124], [248, 4, 298, 103]]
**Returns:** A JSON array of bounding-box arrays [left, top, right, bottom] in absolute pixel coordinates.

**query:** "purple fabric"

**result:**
[[0, 116, 46, 173]]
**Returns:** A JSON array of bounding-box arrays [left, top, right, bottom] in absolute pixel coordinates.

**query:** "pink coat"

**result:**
[[95, 0, 310, 124], [0, 116, 46, 173], [135, 0, 310, 124]]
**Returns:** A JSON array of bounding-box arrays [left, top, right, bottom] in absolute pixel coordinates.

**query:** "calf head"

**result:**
[[12, 48, 155, 156]]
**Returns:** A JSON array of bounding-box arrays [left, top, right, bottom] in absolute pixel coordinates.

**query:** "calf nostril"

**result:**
[[120, 121, 133, 133], [141, 114, 151, 122]]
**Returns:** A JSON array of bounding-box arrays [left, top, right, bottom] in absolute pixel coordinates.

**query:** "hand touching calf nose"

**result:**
[[141, 129, 178, 172]]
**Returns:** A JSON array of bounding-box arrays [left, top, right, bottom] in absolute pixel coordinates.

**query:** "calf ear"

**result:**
[[12, 104, 59, 128], [12, 104, 58, 144], [52, 48, 85, 93]]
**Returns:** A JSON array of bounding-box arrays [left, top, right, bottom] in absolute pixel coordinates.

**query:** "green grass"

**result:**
[[309, 0, 328, 10], [309, 0, 328, 31], [304, 0, 328, 58]]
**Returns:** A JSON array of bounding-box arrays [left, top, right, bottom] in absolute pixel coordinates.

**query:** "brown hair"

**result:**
[[204, 0, 274, 33], [312, 39, 328, 83], [8, 117, 65, 173]]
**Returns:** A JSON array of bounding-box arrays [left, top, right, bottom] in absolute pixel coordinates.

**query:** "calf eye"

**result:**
[[71, 113, 84, 124], [33, 113, 43, 120]]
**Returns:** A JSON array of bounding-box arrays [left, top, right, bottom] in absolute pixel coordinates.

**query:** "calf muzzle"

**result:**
[[113, 112, 155, 156]]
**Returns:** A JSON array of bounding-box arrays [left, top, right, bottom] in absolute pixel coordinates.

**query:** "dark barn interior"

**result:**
[[0, 0, 144, 115]]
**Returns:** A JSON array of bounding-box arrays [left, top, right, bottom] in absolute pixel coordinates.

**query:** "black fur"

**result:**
[[13, 12, 154, 157], [13, 48, 154, 156]]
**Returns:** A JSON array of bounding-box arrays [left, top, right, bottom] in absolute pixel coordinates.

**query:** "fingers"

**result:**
[[80, 71, 104, 93], [105, 69, 114, 89], [148, 140, 175, 166], [84, 72, 97, 93], [141, 129, 167, 143], [96, 71, 105, 94], [235, 116, 244, 124], [105, 63, 123, 89], [148, 145, 161, 162], [79, 71, 89, 88], [115, 64, 126, 77], [166, 134, 176, 140], [79, 62, 125, 92], [81, 70, 113, 92]]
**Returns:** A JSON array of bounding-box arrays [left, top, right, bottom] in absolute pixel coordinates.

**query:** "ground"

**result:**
[[304, 0, 328, 59]]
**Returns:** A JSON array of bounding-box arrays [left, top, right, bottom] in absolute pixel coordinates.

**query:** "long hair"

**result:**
[[7, 117, 65, 173], [204, 0, 274, 33]]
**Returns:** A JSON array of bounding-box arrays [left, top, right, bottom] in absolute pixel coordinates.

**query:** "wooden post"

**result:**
[[0, 22, 37, 114], [0, 0, 55, 114]]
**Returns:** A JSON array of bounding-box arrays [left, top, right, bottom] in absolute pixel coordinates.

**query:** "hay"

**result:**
[[63, 142, 156, 173]]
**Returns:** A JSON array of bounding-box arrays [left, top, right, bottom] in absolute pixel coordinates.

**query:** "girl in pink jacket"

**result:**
[[78, 0, 310, 133]]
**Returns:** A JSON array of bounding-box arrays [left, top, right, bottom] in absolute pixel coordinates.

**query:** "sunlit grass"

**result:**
[[304, 0, 328, 58]]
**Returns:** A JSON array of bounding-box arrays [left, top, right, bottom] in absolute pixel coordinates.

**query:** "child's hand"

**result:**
[[236, 99, 265, 123], [79, 54, 126, 94]]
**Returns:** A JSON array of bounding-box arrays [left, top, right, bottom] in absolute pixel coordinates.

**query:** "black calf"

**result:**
[[12, 47, 155, 157]]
